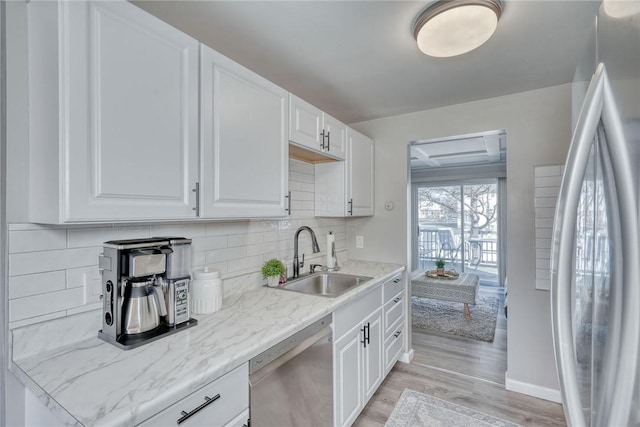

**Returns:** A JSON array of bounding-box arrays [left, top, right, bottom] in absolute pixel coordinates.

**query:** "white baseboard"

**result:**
[[505, 372, 562, 403], [399, 348, 414, 364]]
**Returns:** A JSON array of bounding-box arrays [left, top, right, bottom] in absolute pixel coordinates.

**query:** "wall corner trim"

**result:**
[[505, 372, 562, 403], [399, 348, 414, 364]]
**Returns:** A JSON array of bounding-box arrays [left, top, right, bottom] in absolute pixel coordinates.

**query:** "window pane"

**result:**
[[417, 185, 463, 272], [463, 183, 499, 282]]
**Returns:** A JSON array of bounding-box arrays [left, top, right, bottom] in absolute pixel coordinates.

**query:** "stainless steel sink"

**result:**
[[277, 272, 373, 297]]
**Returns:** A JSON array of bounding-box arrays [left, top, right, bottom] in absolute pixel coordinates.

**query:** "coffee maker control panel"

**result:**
[[175, 279, 190, 324]]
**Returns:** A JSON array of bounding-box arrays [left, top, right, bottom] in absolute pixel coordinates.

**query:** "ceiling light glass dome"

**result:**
[[413, 0, 503, 58]]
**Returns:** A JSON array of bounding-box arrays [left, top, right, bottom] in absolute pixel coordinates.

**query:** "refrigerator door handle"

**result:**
[[551, 63, 640, 427]]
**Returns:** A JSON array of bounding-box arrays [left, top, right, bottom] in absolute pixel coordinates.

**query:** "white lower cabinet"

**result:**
[[332, 273, 407, 426], [333, 286, 383, 427], [334, 321, 364, 426], [362, 308, 383, 403], [137, 364, 248, 427]]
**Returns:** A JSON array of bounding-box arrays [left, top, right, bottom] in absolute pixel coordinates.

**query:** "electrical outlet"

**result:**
[[83, 272, 103, 304], [356, 235, 364, 249]]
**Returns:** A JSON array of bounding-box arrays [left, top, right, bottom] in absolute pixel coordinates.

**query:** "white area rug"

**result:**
[[385, 389, 523, 427]]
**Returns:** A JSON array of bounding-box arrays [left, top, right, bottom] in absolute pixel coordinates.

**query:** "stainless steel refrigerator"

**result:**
[[551, 3, 640, 427]]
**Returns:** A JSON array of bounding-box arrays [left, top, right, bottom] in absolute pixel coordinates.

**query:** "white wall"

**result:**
[[348, 84, 572, 398]]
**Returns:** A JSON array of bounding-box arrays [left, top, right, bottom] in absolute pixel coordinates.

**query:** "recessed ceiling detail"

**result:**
[[411, 130, 506, 169]]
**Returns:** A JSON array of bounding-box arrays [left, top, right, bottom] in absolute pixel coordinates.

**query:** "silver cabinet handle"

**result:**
[[177, 394, 221, 424], [192, 182, 200, 217], [393, 277, 401, 283], [285, 191, 291, 215]]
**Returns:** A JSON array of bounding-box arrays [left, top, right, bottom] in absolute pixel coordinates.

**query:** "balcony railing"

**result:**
[[418, 228, 498, 269]]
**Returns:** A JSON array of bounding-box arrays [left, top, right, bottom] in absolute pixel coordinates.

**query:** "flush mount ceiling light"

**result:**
[[413, 0, 502, 58]]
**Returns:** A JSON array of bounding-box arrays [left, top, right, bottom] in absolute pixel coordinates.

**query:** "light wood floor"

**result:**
[[354, 286, 567, 427]]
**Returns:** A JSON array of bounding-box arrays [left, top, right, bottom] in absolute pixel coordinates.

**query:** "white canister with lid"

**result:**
[[191, 267, 222, 314]]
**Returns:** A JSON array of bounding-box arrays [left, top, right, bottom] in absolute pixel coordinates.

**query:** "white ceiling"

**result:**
[[133, 0, 601, 124]]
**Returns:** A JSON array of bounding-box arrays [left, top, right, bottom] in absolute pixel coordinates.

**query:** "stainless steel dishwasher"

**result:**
[[249, 314, 333, 426]]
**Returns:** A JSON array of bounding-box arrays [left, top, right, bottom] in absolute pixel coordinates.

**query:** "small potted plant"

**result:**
[[435, 259, 446, 276], [262, 258, 285, 287]]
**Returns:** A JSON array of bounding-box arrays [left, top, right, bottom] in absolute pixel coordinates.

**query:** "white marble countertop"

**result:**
[[10, 260, 404, 426]]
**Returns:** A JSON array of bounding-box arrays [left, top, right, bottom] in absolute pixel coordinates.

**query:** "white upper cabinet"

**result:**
[[289, 94, 346, 160], [200, 45, 289, 218], [289, 94, 323, 151], [347, 128, 375, 216], [28, 0, 199, 223], [323, 113, 347, 159], [314, 128, 374, 217]]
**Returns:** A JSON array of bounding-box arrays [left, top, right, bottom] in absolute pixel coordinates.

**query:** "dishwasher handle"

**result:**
[[249, 326, 332, 387]]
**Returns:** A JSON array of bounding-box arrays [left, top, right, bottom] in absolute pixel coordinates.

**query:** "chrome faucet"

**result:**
[[293, 226, 320, 278]]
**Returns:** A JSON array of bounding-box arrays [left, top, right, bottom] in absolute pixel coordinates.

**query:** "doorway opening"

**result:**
[[408, 129, 508, 388], [409, 129, 507, 287]]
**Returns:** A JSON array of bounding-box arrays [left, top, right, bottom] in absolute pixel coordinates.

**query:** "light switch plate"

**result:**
[[356, 236, 364, 249]]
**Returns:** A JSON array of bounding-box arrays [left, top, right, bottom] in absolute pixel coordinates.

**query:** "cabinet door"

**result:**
[[314, 161, 345, 217], [200, 45, 288, 218], [65, 1, 199, 221], [323, 113, 346, 160], [334, 323, 363, 427], [289, 94, 324, 152], [346, 129, 375, 216], [362, 308, 383, 402]]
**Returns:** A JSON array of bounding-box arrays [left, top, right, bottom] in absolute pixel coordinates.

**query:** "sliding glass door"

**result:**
[[415, 180, 501, 285]]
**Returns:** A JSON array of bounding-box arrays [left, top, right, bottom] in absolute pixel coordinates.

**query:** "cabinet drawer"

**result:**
[[138, 364, 248, 427], [384, 323, 404, 374], [383, 290, 405, 338], [334, 285, 382, 339], [383, 274, 404, 302]]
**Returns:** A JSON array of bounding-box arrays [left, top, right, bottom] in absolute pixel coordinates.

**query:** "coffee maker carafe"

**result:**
[[122, 278, 166, 335], [98, 238, 197, 350]]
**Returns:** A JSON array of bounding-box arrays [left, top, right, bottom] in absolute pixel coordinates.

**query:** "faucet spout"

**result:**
[[293, 226, 320, 278]]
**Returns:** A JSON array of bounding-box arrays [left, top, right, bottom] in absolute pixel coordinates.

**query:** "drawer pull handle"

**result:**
[[393, 297, 401, 303], [177, 394, 221, 424], [393, 278, 401, 283], [394, 331, 402, 338]]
